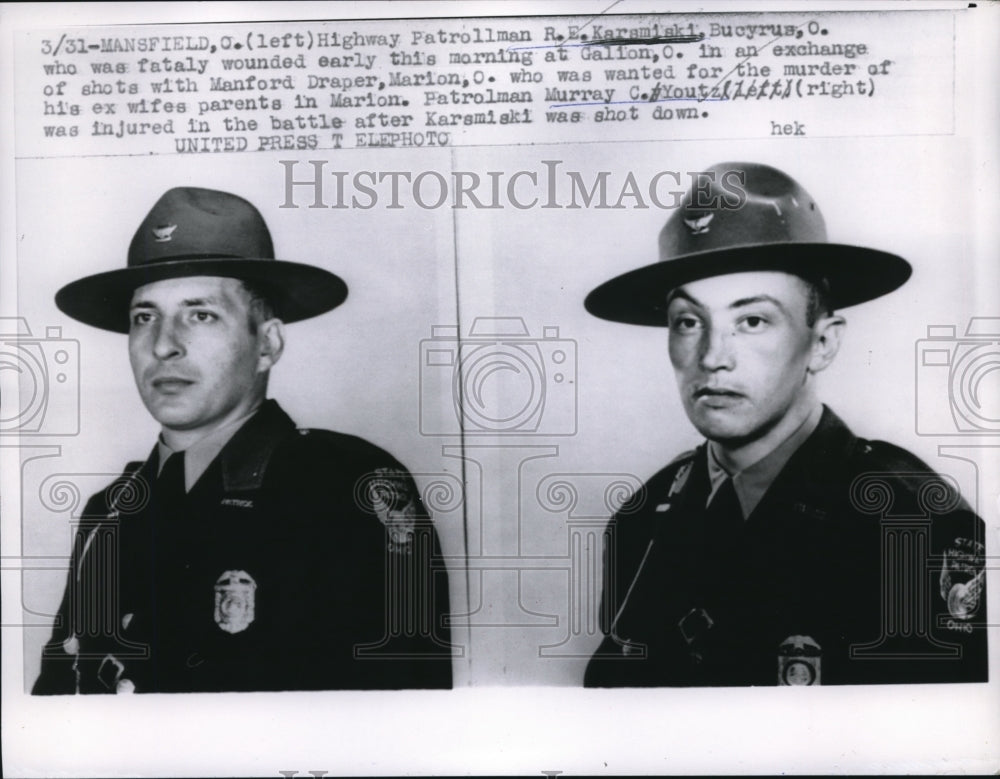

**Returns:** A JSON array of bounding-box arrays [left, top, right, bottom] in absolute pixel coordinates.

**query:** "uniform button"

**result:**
[[116, 679, 135, 694], [62, 636, 79, 655]]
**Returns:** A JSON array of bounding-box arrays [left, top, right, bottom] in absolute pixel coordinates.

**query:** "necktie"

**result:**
[[705, 477, 743, 531], [702, 478, 744, 584], [146, 451, 185, 689], [156, 451, 186, 515]]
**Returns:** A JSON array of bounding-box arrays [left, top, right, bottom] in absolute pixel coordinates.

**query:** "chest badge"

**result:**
[[778, 635, 821, 685], [214, 570, 257, 634]]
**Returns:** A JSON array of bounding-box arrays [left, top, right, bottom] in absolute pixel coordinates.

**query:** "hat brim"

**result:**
[[584, 243, 912, 326], [55, 257, 348, 333]]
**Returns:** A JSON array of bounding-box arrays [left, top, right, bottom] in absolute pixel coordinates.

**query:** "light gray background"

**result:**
[[16, 138, 995, 688]]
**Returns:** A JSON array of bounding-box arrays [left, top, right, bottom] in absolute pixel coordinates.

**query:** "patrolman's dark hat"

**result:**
[[584, 162, 912, 326], [55, 187, 348, 333]]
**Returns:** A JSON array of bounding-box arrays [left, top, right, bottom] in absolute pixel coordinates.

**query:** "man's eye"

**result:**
[[670, 315, 702, 332], [190, 311, 218, 323], [738, 315, 769, 332], [131, 312, 154, 326]]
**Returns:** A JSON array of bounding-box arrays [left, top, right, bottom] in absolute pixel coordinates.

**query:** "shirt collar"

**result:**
[[156, 403, 262, 492], [705, 402, 824, 520]]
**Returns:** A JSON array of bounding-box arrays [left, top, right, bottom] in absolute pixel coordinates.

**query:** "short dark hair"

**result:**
[[803, 276, 834, 327], [238, 279, 276, 333]]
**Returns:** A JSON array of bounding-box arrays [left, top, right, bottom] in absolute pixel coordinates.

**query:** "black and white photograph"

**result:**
[[2, 1, 997, 775]]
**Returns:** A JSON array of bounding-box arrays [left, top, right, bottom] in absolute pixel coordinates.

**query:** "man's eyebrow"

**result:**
[[129, 296, 226, 311], [665, 288, 702, 308], [666, 290, 792, 315], [729, 294, 788, 313]]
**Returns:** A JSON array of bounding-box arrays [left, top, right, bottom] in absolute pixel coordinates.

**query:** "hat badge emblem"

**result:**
[[683, 212, 713, 234], [151, 223, 177, 242]]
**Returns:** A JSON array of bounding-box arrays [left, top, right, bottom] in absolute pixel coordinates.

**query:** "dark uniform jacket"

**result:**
[[585, 406, 987, 687], [33, 400, 452, 694]]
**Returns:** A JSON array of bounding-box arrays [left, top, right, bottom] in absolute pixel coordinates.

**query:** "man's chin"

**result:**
[[143, 401, 198, 431], [687, 408, 755, 444]]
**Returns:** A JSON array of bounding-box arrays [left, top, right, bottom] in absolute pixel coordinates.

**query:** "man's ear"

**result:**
[[256, 318, 285, 373], [808, 314, 846, 374]]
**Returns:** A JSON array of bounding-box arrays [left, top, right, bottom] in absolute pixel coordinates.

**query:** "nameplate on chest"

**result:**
[[220, 497, 255, 509]]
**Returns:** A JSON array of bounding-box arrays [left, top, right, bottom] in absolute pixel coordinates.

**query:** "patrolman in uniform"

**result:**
[[34, 188, 452, 694], [582, 163, 987, 687]]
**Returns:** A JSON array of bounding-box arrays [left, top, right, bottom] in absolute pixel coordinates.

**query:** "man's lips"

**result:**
[[150, 377, 195, 392], [692, 387, 746, 408], [694, 387, 744, 399]]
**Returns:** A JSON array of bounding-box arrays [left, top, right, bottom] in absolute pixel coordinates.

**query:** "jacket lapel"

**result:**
[[746, 406, 858, 530], [216, 400, 296, 493]]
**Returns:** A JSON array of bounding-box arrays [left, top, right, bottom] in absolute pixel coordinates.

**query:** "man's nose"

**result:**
[[152, 319, 184, 360], [698, 326, 735, 371]]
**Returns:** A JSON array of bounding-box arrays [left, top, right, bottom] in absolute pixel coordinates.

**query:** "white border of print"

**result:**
[[2, 1, 998, 776]]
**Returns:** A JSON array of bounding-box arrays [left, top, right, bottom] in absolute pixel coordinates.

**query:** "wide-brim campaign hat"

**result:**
[[584, 162, 912, 326], [55, 187, 348, 333]]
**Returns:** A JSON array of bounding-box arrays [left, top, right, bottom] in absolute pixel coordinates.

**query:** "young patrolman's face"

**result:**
[[666, 270, 837, 447], [128, 275, 278, 440]]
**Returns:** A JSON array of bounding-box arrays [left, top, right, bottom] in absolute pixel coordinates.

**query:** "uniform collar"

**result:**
[[704, 403, 828, 520], [156, 404, 262, 491], [150, 399, 296, 493], [753, 404, 859, 519]]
